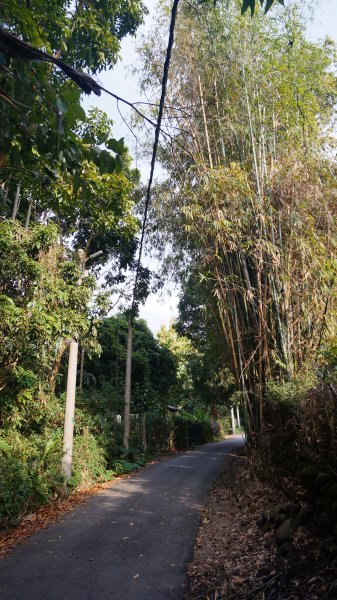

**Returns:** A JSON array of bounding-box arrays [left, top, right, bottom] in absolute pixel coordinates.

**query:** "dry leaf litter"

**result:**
[[185, 451, 337, 600]]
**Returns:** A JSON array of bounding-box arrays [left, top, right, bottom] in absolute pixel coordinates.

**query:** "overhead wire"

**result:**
[[130, 0, 181, 318]]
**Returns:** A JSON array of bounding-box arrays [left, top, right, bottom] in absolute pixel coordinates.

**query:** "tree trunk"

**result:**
[[25, 195, 34, 230], [11, 184, 21, 219]]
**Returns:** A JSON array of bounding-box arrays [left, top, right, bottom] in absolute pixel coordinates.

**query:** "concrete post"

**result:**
[[236, 406, 241, 430], [62, 339, 78, 482], [230, 406, 236, 434]]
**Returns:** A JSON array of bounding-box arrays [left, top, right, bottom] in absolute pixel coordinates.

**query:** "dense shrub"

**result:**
[[145, 410, 217, 451], [112, 458, 144, 474], [0, 455, 39, 528], [262, 347, 337, 473], [0, 431, 64, 529], [71, 428, 108, 488], [0, 401, 222, 529], [220, 416, 232, 436]]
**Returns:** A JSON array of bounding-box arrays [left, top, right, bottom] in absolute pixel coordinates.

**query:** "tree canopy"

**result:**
[[137, 0, 337, 438]]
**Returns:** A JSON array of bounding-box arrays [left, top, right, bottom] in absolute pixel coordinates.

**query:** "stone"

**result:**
[[314, 472, 333, 492], [281, 502, 299, 517], [316, 511, 334, 536], [292, 506, 311, 528], [275, 513, 288, 526], [327, 484, 337, 499], [269, 505, 282, 523], [321, 482, 333, 496], [315, 496, 329, 509], [275, 518, 294, 545], [300, 465, 320, 487], [280, 542, 293, 556]]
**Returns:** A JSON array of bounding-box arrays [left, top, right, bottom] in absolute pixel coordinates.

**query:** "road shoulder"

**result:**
[[185, 449, 337, 599]]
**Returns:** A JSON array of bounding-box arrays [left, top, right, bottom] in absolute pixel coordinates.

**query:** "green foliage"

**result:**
[[0, 0, 146, 189], [72, 428, 108, 488], [0, 222, 97, 429], [146, 410, 217, 450], [138, 0, 337, 438], [173, 410, 215, 447], [1, 0, 146, 73], [0, 455, 40, 528], [158, 319, 235, 414], [84, 314, 177, 416], [112, 458, 141, 475], [266, 376, 315, 429], [0, 431, 64, 529], [319, 338, 337, 383]]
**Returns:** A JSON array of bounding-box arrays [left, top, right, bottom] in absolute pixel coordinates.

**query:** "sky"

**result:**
[[82, 0, 337, 335]]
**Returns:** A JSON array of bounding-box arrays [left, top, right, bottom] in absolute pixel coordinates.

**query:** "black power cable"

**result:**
[[130, 0, 180, 318]]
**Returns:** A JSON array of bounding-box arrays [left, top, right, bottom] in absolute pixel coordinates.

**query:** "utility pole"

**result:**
[[78, 347, 85, 399], [62, 249, 103, 482], [230, 407, 236, 435], [123, 316, 133, 450], [140, 412, 147, 450], [62, 339, 78, 481], [236, 406, 241, 430]]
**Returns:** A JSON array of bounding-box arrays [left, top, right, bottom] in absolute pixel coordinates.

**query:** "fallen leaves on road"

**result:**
[[0, 448, 183, 559]]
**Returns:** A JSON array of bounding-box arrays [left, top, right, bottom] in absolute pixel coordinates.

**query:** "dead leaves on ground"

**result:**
[[185, 453, 337, 599], [0, 472, 138, 558]]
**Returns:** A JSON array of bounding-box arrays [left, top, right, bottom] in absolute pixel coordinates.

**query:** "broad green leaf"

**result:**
[[106, 137, 126, 155]]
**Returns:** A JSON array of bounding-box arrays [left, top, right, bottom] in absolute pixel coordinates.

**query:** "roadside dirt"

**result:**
[[185, 451, 337, 599]]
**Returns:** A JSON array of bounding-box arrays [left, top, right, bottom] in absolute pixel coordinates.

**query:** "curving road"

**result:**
[[0, 436, 243, 600]]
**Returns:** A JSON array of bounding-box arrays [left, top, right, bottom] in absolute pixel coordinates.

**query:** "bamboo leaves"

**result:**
[[241, 0, 284, 16], [138, 0, 337, 438]]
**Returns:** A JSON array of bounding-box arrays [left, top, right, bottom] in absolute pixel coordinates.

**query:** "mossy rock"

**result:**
[[280, 542, 293, 556], [269, 505, 283, 523], [316, 511, 334, 536], [314, 472, 333, 492], [327, 484, 337, 499], [275, 518, 294, 545], [315, 496, 329, 510], [275, 513, 288, 527], [321, 482, 334, 496], [300, 465, 320, 488], [281, 502, 299, 517], [297, 453, 310, 462], [291, 507, 311, 529]]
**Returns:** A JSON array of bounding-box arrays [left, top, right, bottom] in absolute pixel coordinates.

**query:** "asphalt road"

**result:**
[[0, 436, 244, 600]]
